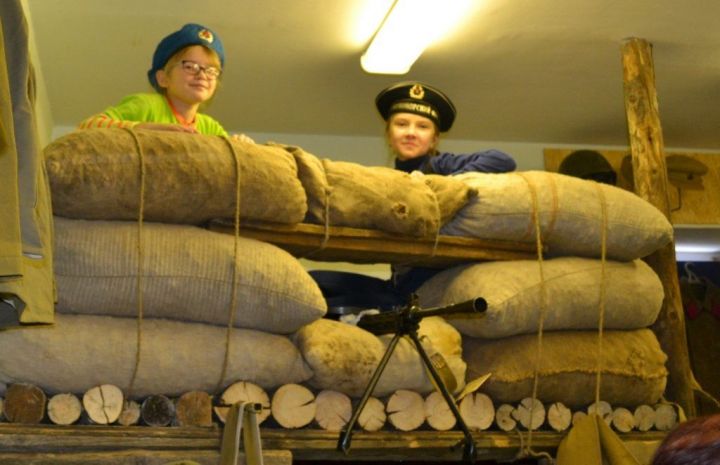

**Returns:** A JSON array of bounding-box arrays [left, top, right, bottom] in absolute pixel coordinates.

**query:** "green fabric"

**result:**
[[557, 414, 641, 465], [0, 0, 55, 326], [101, 93, 228, 136]]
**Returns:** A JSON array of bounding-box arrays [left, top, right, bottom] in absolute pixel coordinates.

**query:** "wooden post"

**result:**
[[622, 37, 696, 417]]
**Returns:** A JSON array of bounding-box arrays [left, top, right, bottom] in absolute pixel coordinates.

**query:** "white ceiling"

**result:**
[[25, 0, 720, 148]]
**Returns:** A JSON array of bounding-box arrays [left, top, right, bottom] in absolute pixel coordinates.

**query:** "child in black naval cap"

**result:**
[[376, 81, 515, 175], [377, 81, 517, 296], [78, 23, 252, 142], [311, 82, 517, 313]]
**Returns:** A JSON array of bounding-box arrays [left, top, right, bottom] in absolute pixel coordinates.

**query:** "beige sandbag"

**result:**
[[275, 144, 473, 236], [293, 316, 465, 397], [417, 257, 663, 338], [463, 329, 668, 408], [441, 171, 673, 261], [44, 129, 307, 225], [0, 314, 312, 398], [53, 217, 326, 334]]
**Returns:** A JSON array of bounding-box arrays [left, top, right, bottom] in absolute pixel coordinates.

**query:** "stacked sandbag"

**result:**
[[53, 217, 326, 334], [44, 129, 308, 225], [441, 170, 673, 261], [416, 257, 663, 338], [417, 257, 668, 409], [24, 129, 333, 399], [276, 144, 474, 237], [463, 329, 668, 408], [293, 316, 465, 398], [0, 314, 312, 398]]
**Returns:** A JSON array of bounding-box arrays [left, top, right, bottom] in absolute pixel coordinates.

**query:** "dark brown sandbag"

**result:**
[[463, 329, 668, 408], [275, 144, 474, 237], [45, 129, 307, 225], [53, 217, 326, 334]]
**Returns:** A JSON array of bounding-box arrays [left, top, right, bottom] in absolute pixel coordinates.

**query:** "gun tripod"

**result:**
[[337, 295, 486, 463]]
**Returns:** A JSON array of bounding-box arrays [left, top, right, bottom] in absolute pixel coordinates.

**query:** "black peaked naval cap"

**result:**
[[376, 81, 457, 132]]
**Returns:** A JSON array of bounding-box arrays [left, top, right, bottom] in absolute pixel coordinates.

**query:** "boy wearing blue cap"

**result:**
[[79, 23, 251, 142]]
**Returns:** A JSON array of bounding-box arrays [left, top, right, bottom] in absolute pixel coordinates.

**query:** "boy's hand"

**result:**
[[231, 133, 255, 144]]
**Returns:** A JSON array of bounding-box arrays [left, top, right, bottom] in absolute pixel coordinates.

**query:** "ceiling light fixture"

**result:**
[[361, 0, 473, 75]]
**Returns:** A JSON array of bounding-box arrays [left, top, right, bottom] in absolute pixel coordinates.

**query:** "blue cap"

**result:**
[[147, 23, 225, 91]]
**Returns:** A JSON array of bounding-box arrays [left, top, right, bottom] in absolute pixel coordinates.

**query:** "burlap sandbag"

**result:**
[[45, 129, 307, 224], [54, 217, 326, 334], [441, 171, 673, 261], [274, 144, 474, 236], [463, 329, 668, 408], [293, 316, 465, 397], [417, 257, 663, 338], [0, 314, 313, 398]]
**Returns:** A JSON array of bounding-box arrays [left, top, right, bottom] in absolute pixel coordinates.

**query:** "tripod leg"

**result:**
[[408, 331, 477, 463], [337, 332, 403, 454]]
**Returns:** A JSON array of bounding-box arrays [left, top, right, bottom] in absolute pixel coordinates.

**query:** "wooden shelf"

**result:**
[[209, 220, 539, 267], [0, 424, 665, 463]]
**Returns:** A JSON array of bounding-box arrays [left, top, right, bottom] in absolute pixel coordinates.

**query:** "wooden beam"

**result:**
[[0, 424, 665, 463], [622, 37, 697, 417], [209, 220, 539, 267]]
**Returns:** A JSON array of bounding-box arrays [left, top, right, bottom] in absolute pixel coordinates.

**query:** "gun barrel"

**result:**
[[356, 298, 486, 335], [418, 297, 487, 318]]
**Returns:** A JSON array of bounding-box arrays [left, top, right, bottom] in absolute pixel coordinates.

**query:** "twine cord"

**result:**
[[215, 136, 243, 394], [124, 128, 146, 398], [594, 183, 609, 406], [516, 172, 548, 456]]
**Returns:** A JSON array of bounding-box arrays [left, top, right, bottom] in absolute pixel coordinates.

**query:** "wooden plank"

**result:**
[[622, 37, 697, 417], [209, 220, 539, 267], [0, 449, 292, 465], [0, 424, 666, 463]]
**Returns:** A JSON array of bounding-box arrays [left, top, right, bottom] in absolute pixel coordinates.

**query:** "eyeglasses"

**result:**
[[179, 60, 222, 79]]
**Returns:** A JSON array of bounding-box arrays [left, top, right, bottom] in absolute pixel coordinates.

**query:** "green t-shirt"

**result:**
[[101, 93, 228, 136]]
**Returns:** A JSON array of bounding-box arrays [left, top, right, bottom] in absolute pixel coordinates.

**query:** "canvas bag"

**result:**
[[275, 143, 474, 236], [441, 171, 673, 261], [0, 314, 313, 398], [417, 257, 664, 338], [293, 316, 465, 397], [463, 329, 668, 408], [53, 217, 326, 334], [45, 129, 308, 225]]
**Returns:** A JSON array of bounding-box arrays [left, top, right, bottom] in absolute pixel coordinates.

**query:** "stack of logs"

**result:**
[[1, 381, 680, 434]]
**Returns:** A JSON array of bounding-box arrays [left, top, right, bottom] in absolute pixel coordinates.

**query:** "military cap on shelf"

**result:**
[[559, 149, 617, 185], [147, 23, 225, 91], [375, 81, 457, 132]]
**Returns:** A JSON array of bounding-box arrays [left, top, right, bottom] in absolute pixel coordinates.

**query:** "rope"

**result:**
[[514, 430, 555, 464], [593, 183, 609, 406], [215, 136, 243, 394], [694, 387, 720, 409], [124, 128, 146, 398], [516, 172, 548, 457]]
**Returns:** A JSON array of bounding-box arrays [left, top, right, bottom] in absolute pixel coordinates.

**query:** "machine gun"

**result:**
[[338, 295, 487, 463]]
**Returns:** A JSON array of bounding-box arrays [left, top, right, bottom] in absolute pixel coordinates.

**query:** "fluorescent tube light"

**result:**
[[361, 0, 472, 75]]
